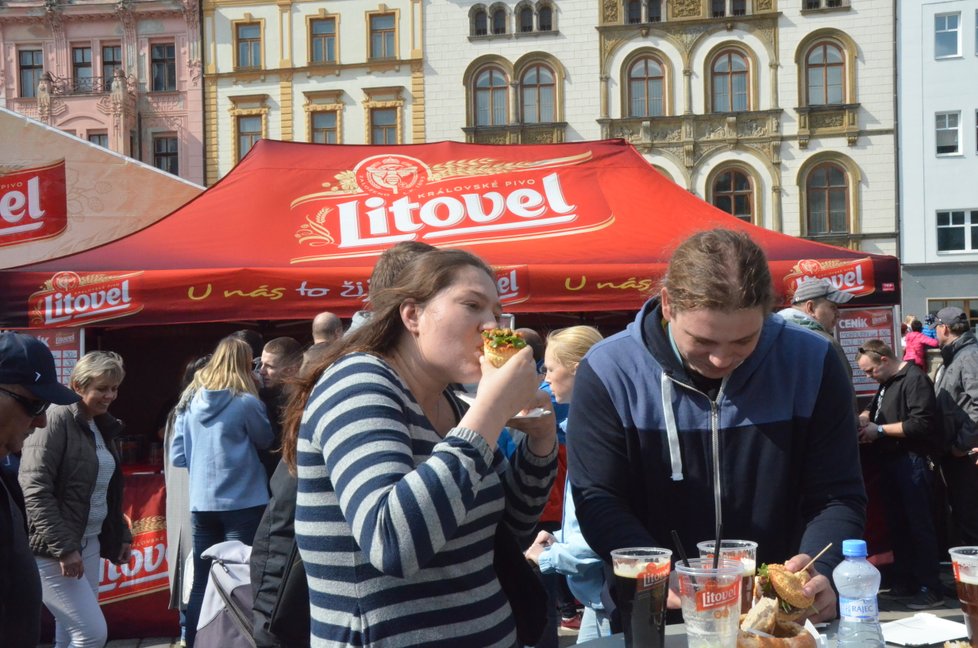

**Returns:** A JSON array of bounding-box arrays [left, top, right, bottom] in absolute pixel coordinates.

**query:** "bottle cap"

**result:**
[[842, 539, 868, 557]]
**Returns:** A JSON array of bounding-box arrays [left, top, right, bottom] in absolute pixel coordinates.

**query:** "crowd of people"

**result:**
[[1, 229, 976, 648]]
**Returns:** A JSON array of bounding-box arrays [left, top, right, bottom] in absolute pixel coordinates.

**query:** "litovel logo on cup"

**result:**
[[696, 581, 739, 612], [638, 561, 670, 592]]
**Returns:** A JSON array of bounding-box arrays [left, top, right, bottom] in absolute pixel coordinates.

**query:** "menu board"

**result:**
[[836, 308, 897, 396], [10, 327, 83, 386]]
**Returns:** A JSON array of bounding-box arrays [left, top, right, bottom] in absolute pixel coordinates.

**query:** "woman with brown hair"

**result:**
[[282, 248, 557, 647]]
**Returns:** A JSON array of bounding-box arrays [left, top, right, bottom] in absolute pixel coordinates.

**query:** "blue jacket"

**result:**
[[568, 298, 866, 579], [171, 389, 273, 512]]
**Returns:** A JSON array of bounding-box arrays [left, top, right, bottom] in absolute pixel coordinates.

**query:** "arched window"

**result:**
[[474, 67, 508, 126], [628, 56, 665, 117], [648, 0, 662, 22], [626, 0, 642, 24], [711, 50, 749, 112], [806, 163, 848, 234], [538, 5, 553, 31], [491, 8, 507, 34], [712, 170, 753, 222], [473, 9, 488, 36], [805, 42, 844, 106], [521, 64, 555, 123], [519, 6, 534, 32]]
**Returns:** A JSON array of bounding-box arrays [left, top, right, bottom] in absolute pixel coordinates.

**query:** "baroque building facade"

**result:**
[[898, 0, 978, 328], [202, 0, 424, 184], [425, 0, 897, 255], [0, 0, 204, 184]]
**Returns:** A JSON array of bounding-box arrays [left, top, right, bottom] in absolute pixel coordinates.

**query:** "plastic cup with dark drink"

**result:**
[[697, 539, 758, 613], [677, 557, 742, 648], [950, 546, 978, 647], [610, 547, 672, 648]]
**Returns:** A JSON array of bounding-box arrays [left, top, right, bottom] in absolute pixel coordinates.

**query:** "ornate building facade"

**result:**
[[425, 0, 897, 254], [898, 0, 978, 327], [202, 0, 424, 184], [0, 0, 204, 184]]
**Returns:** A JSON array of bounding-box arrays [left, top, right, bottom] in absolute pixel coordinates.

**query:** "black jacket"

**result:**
[[867, 361, 941, 457], [250, 459, 308, 648], [1, 465, 42, 647]]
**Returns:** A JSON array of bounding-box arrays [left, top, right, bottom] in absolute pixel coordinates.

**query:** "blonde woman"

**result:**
[[171, 336, 273, 647], [524, 326, 606, 642], [20, 351, 131, 648]]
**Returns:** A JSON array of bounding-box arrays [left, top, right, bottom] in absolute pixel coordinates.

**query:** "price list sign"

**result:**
[[836, 308, 896, 396], [10, 328, 82, 386]]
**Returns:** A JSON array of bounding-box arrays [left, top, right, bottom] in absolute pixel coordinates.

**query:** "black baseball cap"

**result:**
[[937, 306, 968, 327], [0, 332, 80, 404]]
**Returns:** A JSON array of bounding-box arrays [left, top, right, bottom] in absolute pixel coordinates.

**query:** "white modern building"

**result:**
[[424, 0, 898, 257], [202, 0, 423, 184], [899, 0, 978, 327]]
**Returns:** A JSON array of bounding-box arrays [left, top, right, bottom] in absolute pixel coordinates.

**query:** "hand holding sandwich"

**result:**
[[782, 553, 836, 623]]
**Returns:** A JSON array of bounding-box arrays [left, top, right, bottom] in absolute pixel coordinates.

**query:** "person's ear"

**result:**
[[400, 300, 421, 336], [661, 287, 673, 322]]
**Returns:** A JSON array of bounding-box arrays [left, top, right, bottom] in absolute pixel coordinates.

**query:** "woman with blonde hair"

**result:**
[[20, 351, 131, 648], [525, 326, 607, 642], [171, 336, 273, 647], [281, 248, 557, 647]]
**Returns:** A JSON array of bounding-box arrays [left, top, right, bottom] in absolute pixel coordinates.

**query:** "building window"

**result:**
[[369, 13, 396, 59], [712, 170, 753, 222], [628, 56, 665, 117], [237, 115, 262, 160], [473, 9, 488, 35], [88, 132, 109, 148], [153, 136, 179, 175], [732, 0, 747, 15], [806, 163, 849, 235], [805, 42, 844, 105], [73, 47, 93, 93], [712, 0, 726, 17], [151, 43, 176, 92], [935, 13, 960, 58], [519, 6, 533, 32], [236, 23, 262, 69], [711, 51, 749, 113], [927, 298, 978, 330], [936, 112, 960, 155], [492, 8, 507, 34], [539, 5, 553, 30], [102, 45, 122, 92], [18, 49, 43, 99], [310, 18, 336, 63], [649, 0, 662, 22], [626, 0, 642, 23], [475, 67, 508, 126], [936, 210, 978, 252], [311, 111, 338, 143], [806, 0, 847, 7], [370, 108, 397, 144], [521, 64, 555, 124]]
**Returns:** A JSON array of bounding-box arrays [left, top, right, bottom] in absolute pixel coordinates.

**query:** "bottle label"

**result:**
[[839, 596, 879, 620]]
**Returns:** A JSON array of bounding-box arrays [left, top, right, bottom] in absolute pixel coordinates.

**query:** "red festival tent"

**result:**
[[0, 138, 899, 329]]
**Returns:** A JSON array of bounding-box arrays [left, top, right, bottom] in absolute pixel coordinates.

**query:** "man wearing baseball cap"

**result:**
[[777, 277, 855, 385], [0, 331, 80, 647], [934, 306, 978, 544]]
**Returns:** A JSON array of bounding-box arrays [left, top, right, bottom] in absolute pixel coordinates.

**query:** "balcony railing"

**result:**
[[47, 75, 118, 96]]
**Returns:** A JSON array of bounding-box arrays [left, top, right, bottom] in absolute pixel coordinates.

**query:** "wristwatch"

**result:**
[[876, 425, 886, 440]]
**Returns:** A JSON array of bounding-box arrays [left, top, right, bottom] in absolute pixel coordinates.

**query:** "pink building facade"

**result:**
[[1, 0, 204, 185]]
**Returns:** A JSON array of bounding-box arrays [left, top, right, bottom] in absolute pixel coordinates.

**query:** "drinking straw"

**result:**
[[671, 529, 690, 567], [712, 523, 723, 569]]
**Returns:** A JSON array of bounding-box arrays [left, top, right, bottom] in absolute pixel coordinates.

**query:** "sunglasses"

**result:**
[[0, 386, 50, 418]]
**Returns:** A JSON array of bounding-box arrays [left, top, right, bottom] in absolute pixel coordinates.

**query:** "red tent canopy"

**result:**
[[0, 139, 899, 329]]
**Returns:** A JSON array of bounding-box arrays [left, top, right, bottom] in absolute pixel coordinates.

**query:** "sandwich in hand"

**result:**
[[737, 564, 817, 647], [482, 328, 527, 368]]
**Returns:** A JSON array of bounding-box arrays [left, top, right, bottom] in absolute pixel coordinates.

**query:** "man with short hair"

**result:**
[[311, 312, 343, 345], [934, 306, 978, 545], [777, 277, 853, 377], [0, 332, 80, 647], [856, 340, 943, 609], [260, 337, 304, 389]]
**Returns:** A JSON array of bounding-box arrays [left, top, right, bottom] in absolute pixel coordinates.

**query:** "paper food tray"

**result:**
[[881, 612, 968, 646]]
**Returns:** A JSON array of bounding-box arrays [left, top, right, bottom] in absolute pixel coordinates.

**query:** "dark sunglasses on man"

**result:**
[[0, 386, 50, 418]]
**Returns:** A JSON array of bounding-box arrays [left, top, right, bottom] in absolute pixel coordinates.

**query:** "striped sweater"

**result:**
[[295, 353, 557, 647]]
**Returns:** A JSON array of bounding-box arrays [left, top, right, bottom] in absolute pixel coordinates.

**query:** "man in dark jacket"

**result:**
[[856, 340, 943, 609], [0, 332, 80, 648], [934, 306, 978, 545]]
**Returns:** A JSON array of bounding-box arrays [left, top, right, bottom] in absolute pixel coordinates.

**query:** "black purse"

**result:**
[[493, 524, 548, 646]]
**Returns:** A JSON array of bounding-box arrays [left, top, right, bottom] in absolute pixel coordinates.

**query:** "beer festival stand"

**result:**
[[1, 112, 907, 638]]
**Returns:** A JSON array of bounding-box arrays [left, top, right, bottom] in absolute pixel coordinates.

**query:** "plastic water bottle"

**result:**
[[833, 539, 885, 647]]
